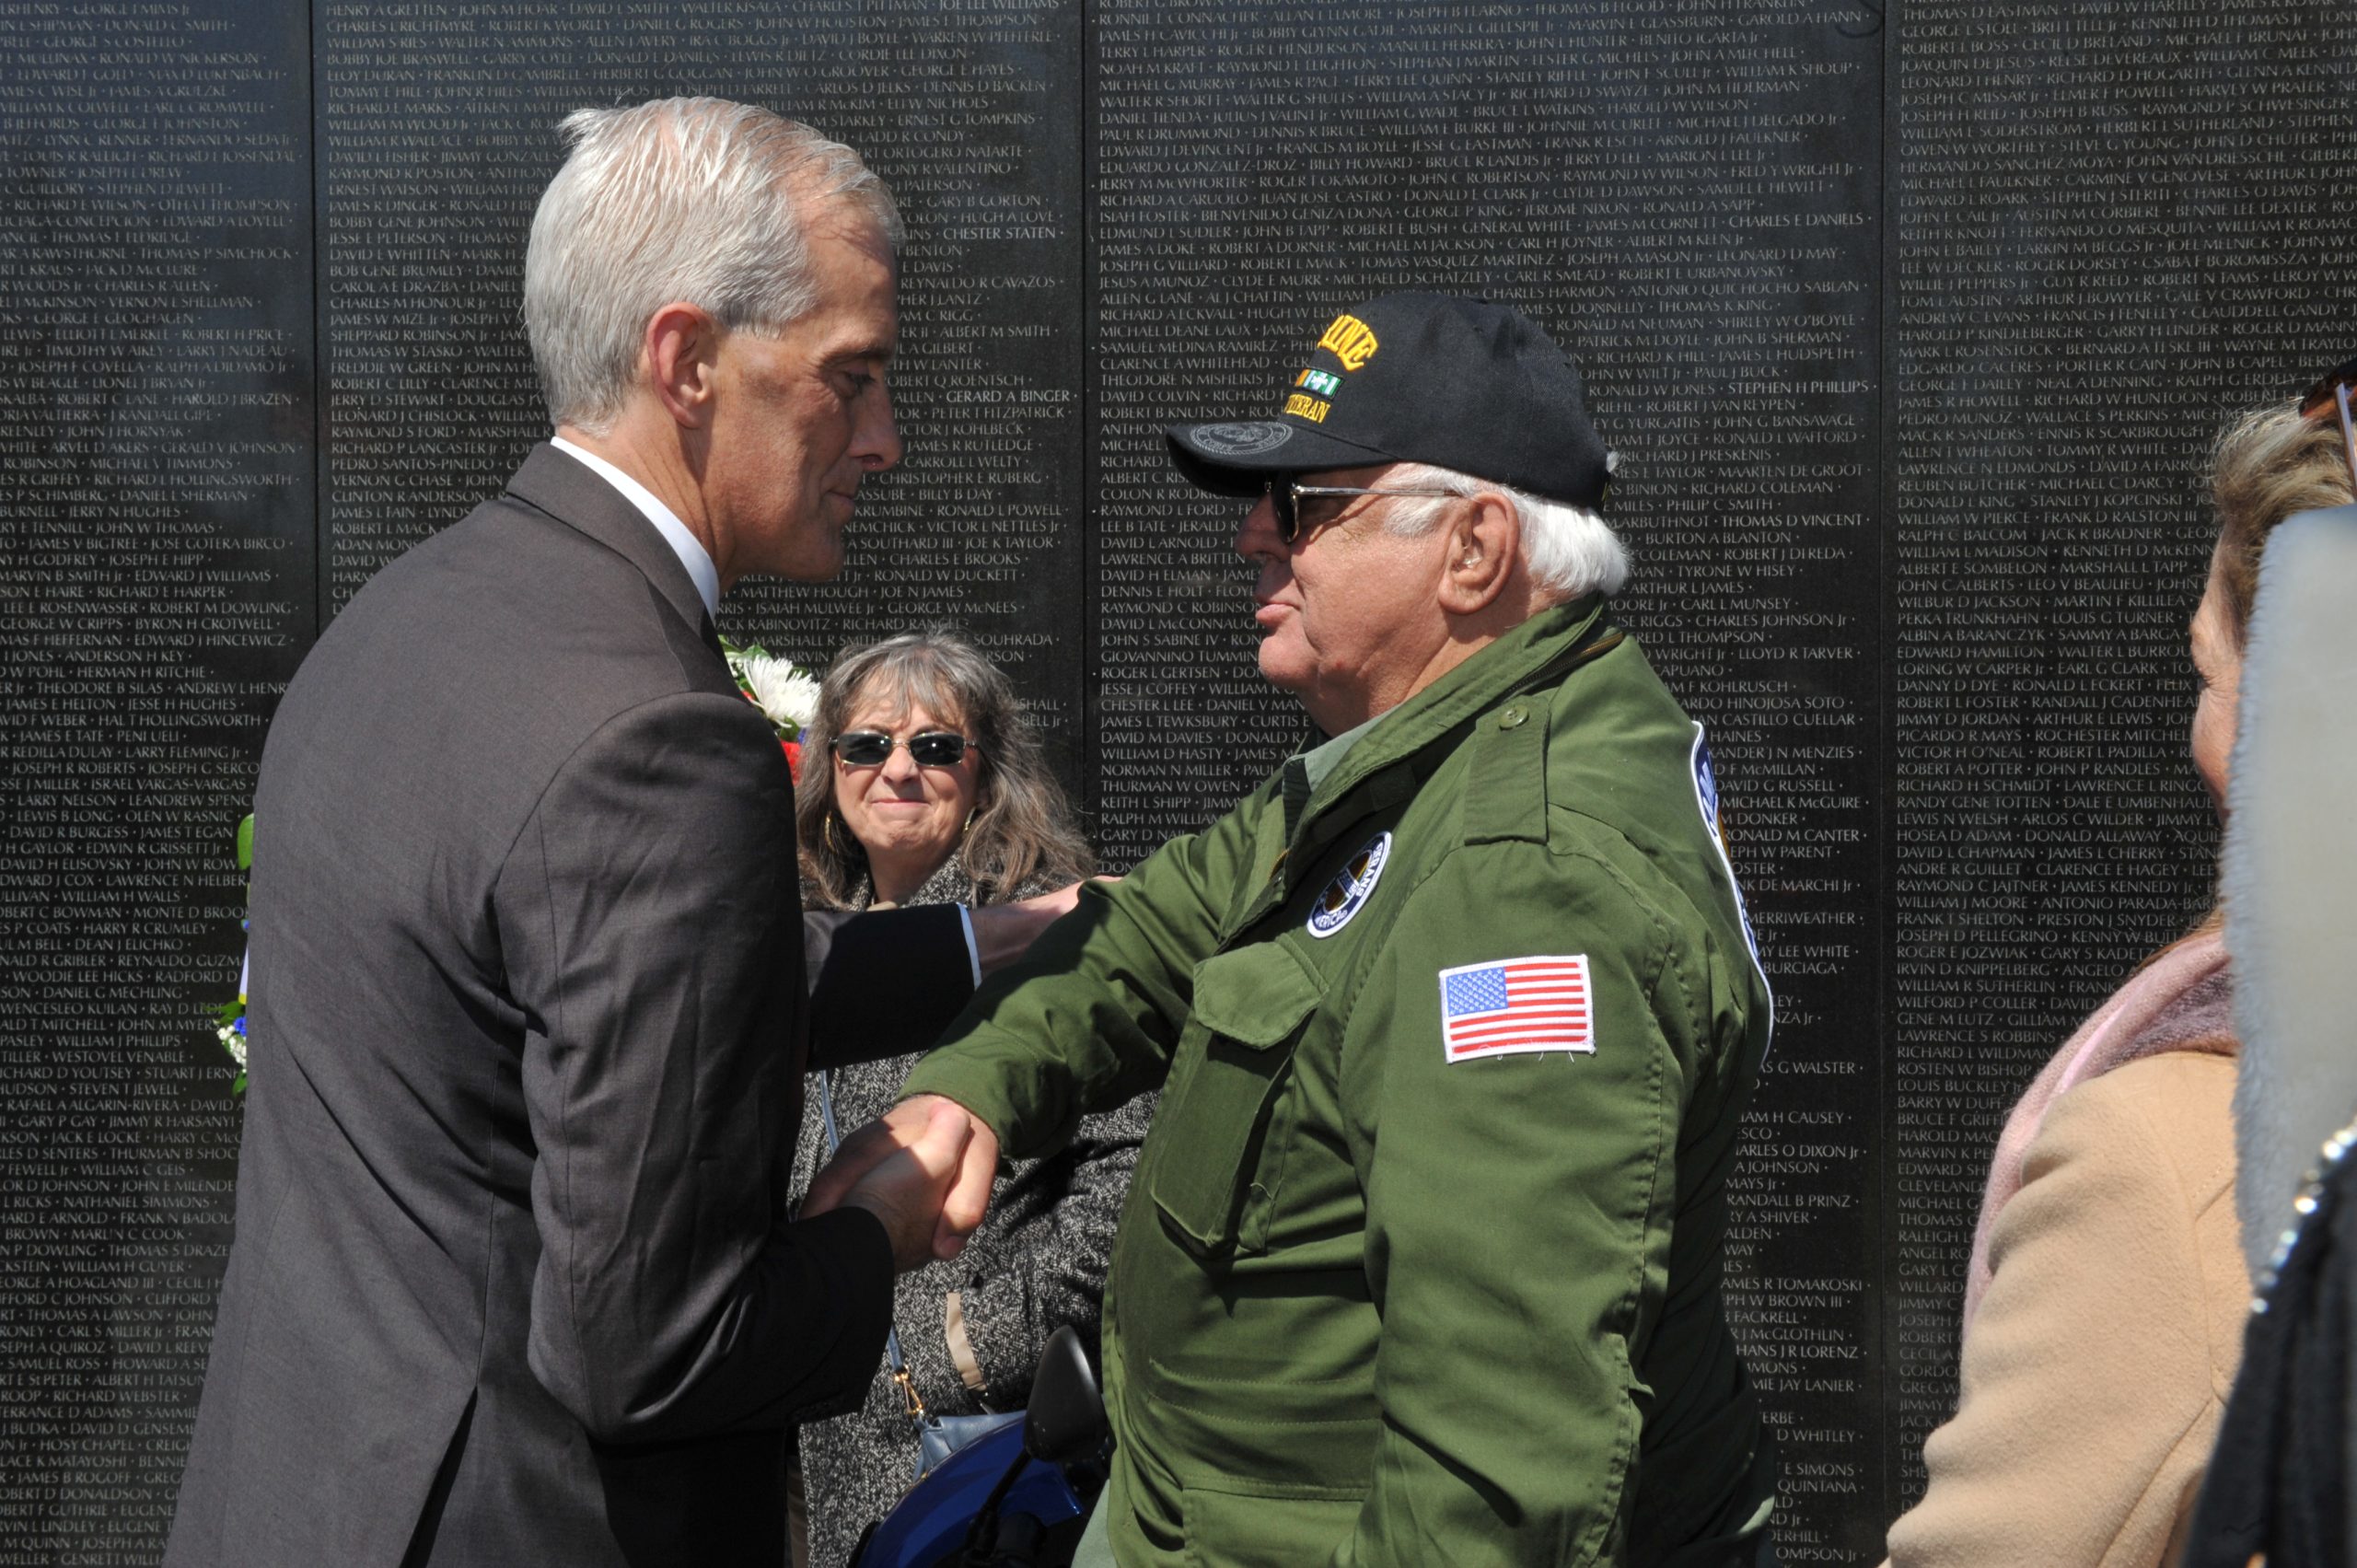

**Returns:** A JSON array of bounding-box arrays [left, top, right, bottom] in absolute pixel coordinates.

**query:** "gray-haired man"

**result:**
[[167, 99, 1067, 1568]]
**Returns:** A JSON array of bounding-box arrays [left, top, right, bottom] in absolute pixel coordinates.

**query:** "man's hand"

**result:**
[[811, 1098, 981, 1272], [968, 876, 1120, 975], [807, 1095, 1003, 1263]]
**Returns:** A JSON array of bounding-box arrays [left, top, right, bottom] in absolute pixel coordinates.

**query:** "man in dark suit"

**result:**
[[167, 99, 1058, 1566]]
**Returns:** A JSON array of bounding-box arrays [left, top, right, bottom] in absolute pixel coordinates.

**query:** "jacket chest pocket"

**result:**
[[1148, 941, 1324, 1260]]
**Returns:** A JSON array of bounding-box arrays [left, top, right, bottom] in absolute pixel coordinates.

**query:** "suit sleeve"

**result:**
[[499, 691, 895, 1444], [1334, 837, 1699, 1567], [804, 903, 973, 1068], [898, 793, 1261, 1157], [1885, 1056, 2243, 1568]]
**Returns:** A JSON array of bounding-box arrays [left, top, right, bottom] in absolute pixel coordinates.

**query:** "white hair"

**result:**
[[523, 97, 903, 433], [1380, 461, 1631, 599]]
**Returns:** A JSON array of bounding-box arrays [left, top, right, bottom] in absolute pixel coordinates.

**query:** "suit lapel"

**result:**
[[505, 442, 717, 650]]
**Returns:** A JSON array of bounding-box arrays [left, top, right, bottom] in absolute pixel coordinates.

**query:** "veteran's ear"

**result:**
[[1437, 488, 1519, 618], [643, 301, 723, 430]]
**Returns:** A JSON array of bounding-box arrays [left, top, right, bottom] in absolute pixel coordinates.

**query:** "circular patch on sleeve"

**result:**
[[1690, 724, 1769, 976], [1307, 830, 1392, 939]]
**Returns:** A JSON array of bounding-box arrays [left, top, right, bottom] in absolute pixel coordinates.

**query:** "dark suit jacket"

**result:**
[[166, 445, 976, 1567]]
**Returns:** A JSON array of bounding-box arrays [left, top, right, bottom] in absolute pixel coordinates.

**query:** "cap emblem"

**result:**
[[1294, 368, 1341, 397], [1283, 392, 1331, 424], [1317, 313, 1380, 371], [1187, 421, 1295, 457]]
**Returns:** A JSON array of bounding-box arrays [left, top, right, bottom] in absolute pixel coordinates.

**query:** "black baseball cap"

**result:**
[[1165, 291, 1615, 509]]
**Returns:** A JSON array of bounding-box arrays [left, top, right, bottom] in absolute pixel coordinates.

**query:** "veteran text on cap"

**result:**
[[1167, 292, 1614, 511]]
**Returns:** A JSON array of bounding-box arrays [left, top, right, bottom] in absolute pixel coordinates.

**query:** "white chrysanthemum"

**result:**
[[740, 655, 821, 736]]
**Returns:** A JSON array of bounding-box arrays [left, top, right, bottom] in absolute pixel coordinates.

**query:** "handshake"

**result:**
[[800, 877, 1110, 1270], [806, 1095, 1004, 1272]]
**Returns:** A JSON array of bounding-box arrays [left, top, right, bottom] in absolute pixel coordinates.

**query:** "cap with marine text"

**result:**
[[1164, 291, 1615, 509]]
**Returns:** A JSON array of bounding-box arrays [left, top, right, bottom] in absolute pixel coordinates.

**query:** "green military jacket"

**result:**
[[903, 598, 1775, 1567]]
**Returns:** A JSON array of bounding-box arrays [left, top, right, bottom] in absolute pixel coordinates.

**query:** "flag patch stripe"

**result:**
[[1437, 954, 1595, 1062]]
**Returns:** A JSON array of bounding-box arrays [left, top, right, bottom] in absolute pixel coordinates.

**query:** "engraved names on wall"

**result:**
[[1887, 0, 2357, 1511], [0, 0, 311, 1553]]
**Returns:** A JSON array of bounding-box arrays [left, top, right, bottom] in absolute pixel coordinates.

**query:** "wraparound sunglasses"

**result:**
[[1261, 475, 1460, 545], [829, 730, 981, 768]]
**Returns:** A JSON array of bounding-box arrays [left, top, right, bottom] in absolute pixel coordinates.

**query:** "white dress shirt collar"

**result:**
[[550, 436, 720, 619]]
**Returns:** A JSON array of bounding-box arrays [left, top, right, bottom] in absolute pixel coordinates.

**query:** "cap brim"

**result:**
[[1164, 420, 1400, 497]]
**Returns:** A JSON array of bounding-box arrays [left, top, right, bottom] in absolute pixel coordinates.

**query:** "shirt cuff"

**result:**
[[958, 905, 981, 988]]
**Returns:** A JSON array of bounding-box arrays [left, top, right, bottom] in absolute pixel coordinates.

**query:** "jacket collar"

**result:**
[[831, 854, 1062, 913], [1289, 594, 1610, 833], [1233, 597, 1613, 932], [842, 855, 981, 913], [505, 442, 716, 647]]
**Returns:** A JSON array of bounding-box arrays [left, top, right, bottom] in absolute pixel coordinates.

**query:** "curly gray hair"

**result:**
[[797, 631, 1095, 909]]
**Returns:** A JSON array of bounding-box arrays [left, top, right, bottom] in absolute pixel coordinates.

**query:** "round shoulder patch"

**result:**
[[1689, 723, 1767, 975], [1693, 731, 1724, 847], [1188, 420, 1295, 458], [1307, 830, 1392, 939]]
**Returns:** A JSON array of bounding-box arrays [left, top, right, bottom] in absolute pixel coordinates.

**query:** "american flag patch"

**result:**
[[1438, 955, 1595, 1063]]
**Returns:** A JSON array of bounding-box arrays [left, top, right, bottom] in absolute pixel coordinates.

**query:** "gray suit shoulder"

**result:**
[[269, 491, 738, 869]]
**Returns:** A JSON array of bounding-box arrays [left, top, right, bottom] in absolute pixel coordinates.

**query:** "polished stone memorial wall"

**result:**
[[3, 2, 2354, 1560]]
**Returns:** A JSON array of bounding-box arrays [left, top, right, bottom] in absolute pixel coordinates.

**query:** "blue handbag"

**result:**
[[912, 1403, 1025, 1484]]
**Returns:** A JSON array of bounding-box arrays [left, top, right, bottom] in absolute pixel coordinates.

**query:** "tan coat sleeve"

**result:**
[[1885, 1052, 2247, 1568]]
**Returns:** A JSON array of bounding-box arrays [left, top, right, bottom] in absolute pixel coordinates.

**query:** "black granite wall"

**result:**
[[3, 2, 2353, 1560]]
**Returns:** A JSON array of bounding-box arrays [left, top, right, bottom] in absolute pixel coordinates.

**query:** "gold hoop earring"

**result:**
[[824, 812, 849, 857]]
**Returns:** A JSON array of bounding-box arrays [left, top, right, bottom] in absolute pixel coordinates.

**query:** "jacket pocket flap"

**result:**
[[1190, 943, 1320, 1048], [1148, 943, 1323, 1259]]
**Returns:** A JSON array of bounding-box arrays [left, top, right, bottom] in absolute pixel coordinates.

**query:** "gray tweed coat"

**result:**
[[791, 859, 1153, 1568]]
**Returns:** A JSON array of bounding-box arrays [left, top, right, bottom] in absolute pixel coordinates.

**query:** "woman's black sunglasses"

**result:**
[[830, 730, 980, 768]]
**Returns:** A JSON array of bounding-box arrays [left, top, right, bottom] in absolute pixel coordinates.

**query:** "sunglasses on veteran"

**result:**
[[1261, 474, 1462, 545], [2299, 354, 2357, 489], [829, 729, 981, 769]]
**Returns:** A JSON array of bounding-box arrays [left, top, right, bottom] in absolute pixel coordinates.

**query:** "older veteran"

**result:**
[[814, 293, 1777, 1567]]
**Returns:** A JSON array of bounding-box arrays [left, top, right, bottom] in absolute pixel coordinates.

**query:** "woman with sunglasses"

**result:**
[[786, 629, 1146, 1568], [1885, 376, 2357, 1568]]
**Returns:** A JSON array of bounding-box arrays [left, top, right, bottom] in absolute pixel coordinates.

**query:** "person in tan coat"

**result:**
[[1885, 390, 2356, 1568]]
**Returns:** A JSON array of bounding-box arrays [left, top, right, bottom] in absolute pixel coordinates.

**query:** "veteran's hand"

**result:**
[[814, 1098, 981, 1272], [807, 1094, 1003, 1263], [967, 877, 1121, 975]]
